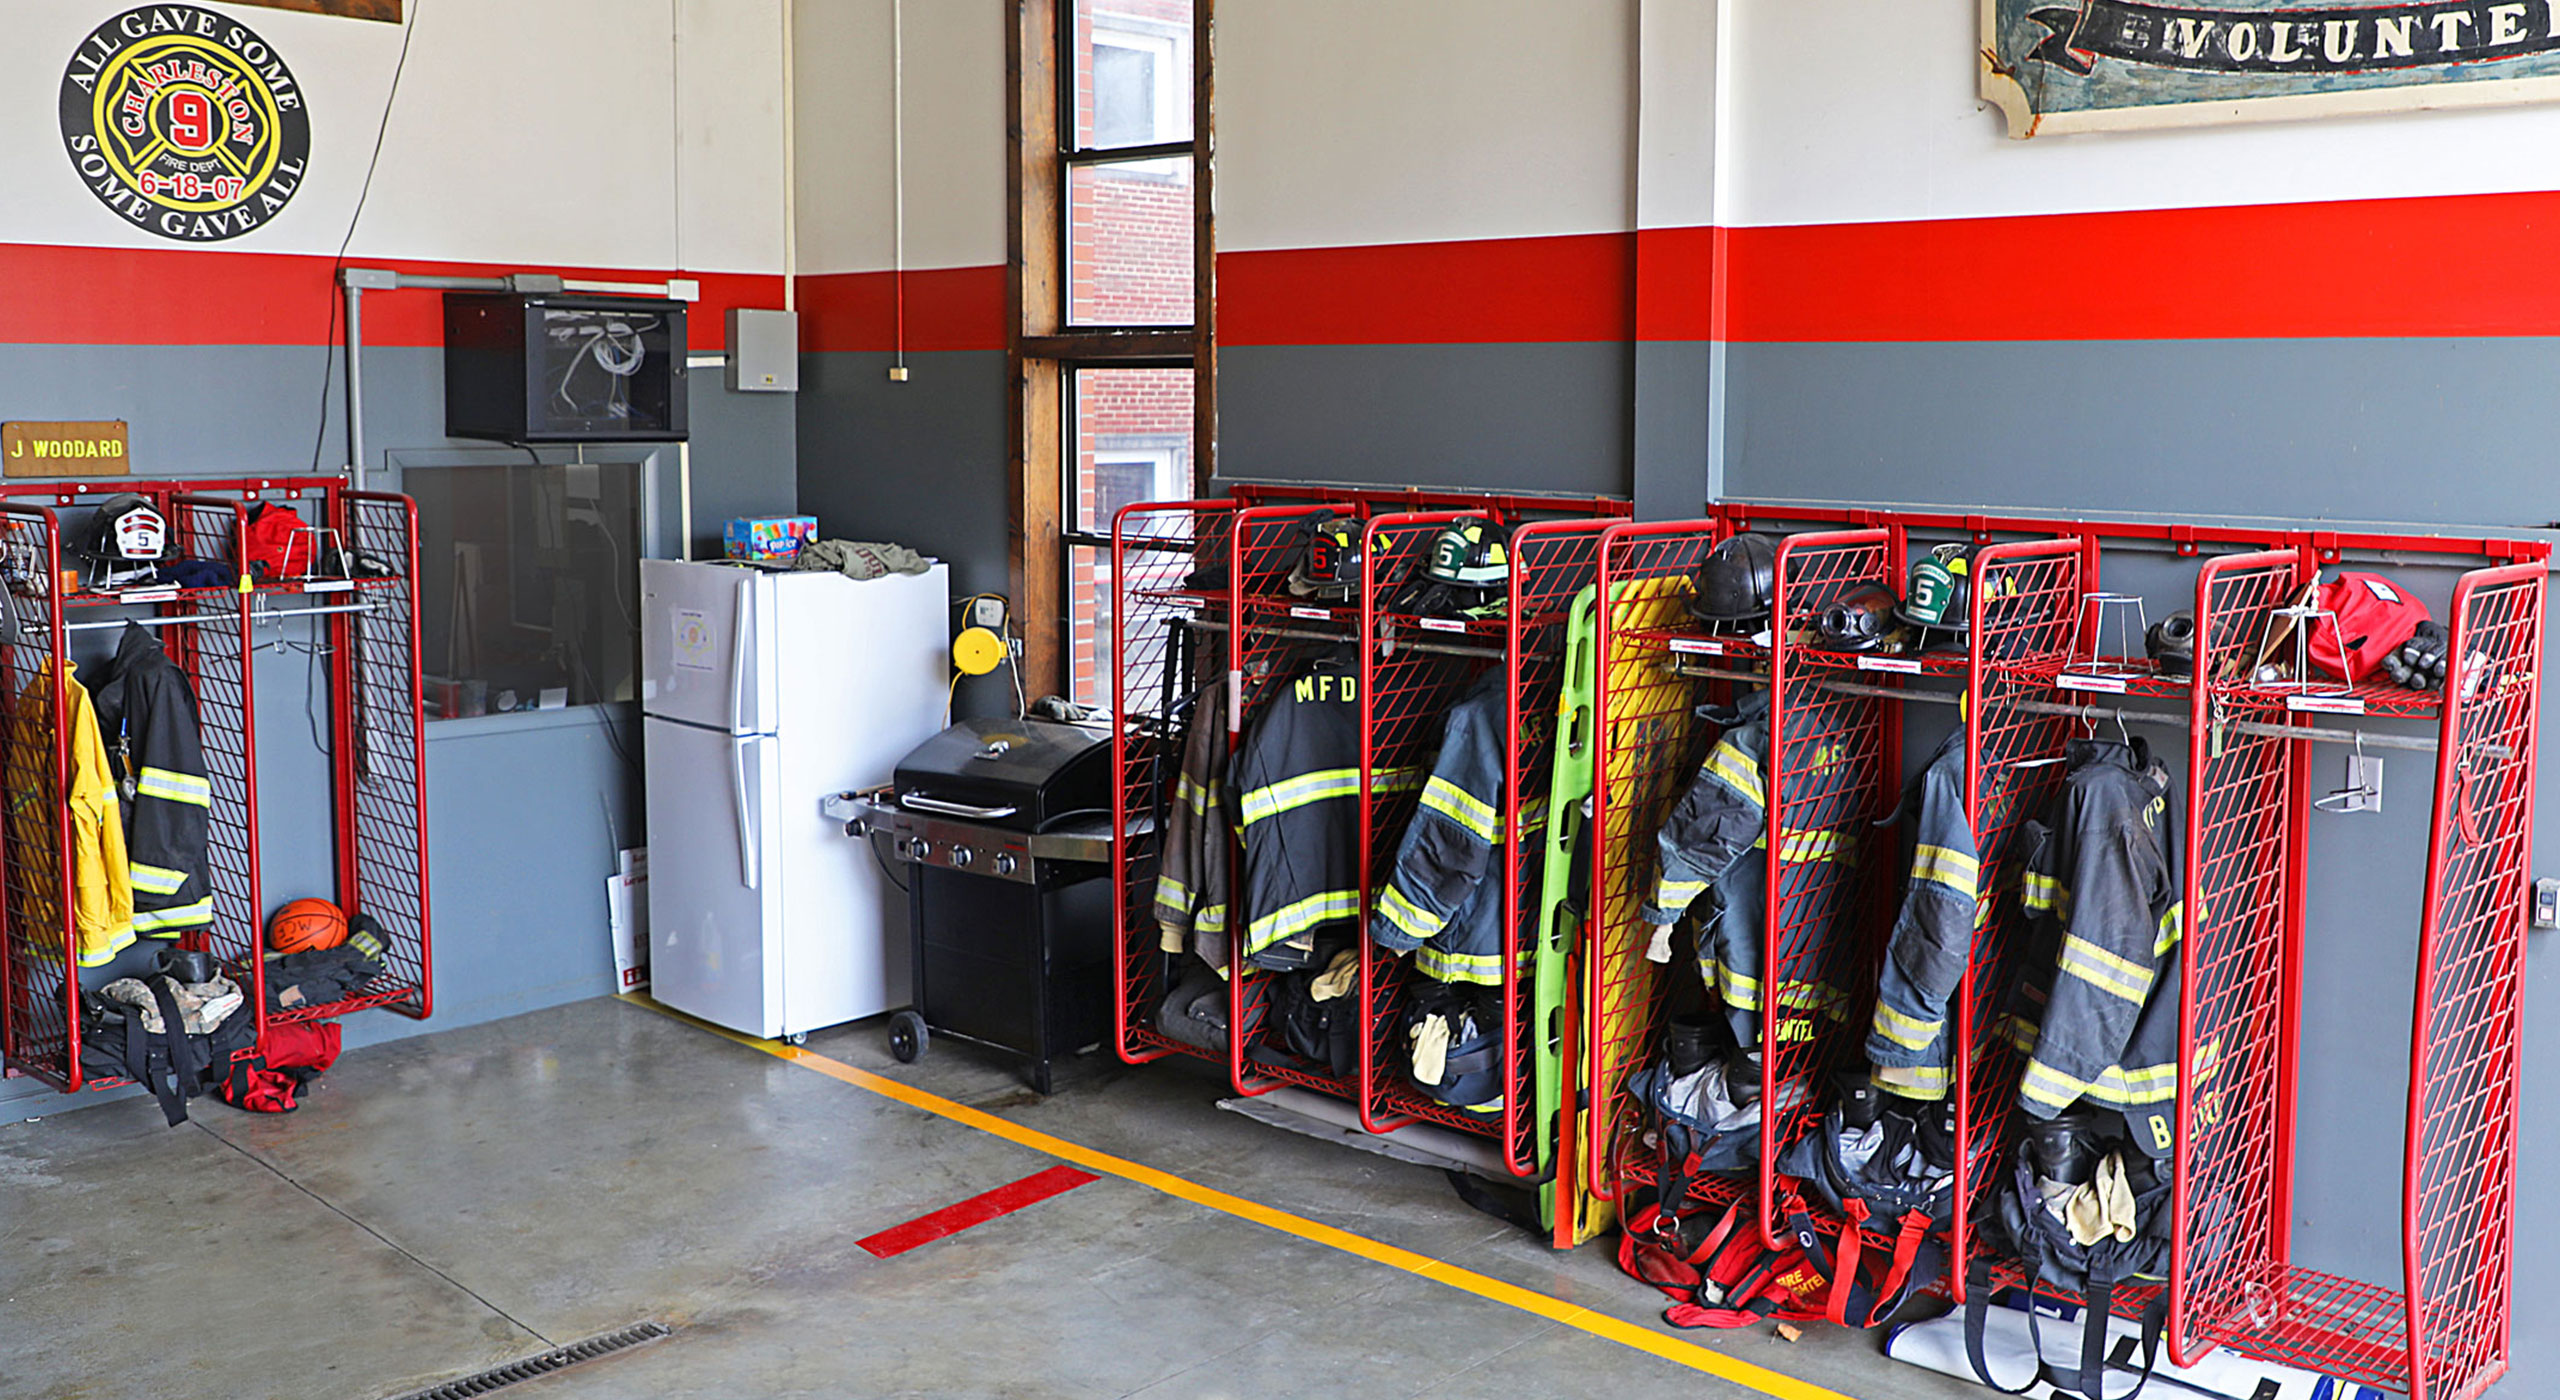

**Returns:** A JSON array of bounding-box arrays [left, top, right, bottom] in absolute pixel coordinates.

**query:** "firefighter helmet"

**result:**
[[1421, 518, 1509, 590], [84, 494, 167, 565], [1897, 543, 1972, 633], [2146, 610, 2198, 679], [1685, 532, 1780, 627], [1284, 512, 1363, 602], [1813, 582, 1901, 652]]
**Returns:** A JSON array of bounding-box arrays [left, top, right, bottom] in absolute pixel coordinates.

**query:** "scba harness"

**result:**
[[1966, 1120, 2174, 1400]]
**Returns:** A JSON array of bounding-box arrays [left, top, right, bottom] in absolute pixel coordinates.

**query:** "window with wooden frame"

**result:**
[[1012, 0, 1213, 707]]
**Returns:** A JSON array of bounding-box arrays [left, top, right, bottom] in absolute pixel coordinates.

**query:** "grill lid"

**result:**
[[893, 717, 1110, 830]]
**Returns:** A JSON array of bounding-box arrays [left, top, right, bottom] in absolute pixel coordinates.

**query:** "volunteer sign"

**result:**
[[59, 6, 311, 241], [1984, 0, 2560, 135]]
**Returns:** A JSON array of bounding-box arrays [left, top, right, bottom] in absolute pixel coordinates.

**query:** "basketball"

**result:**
[[267, 898, 349, 955]]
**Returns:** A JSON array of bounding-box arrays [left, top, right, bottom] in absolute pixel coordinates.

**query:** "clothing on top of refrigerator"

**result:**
[[93, 622, 213, 942], [1154, 681, 1233, 969]]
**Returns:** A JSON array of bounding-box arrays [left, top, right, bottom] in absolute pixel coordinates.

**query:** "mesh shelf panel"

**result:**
[[1110, 501, 1230, 1066], [1757, 530, 1898, 1247], [1586, 523, 1722, 1200], [0, 510, 70, 1087], [1950, 539, 2086, 1290], [1358, 513, 1504, 1139]]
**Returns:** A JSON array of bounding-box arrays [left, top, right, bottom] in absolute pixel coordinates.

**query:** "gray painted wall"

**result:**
[[1725, 345, 2560, 1394], [1219, 342, 1634, 500], [0, 329, 795, 1123]]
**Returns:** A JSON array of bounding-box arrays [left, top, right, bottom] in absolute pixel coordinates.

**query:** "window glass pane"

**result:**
[[1067, 157, 1194, 326], [1092, 44, 1157, 148], [1073, 0, 1192, 150], [1068, 368, 1192, 705], [407, 456, 645, 718]]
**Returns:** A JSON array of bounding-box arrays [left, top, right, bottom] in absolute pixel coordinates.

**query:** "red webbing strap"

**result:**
[[1862, 1209, 1934, 1328], [1825, 1197, 1871, 1328]]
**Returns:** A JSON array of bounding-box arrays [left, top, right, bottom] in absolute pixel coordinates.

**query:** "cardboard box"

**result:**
[[724, 515, 818, 563], [607, 847, 649, 992]]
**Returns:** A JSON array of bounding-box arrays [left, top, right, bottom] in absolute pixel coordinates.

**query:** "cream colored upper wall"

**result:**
[[1217, 0, 1636, 251], [2, 0, 787, 272], [789, 0, 1005, 276], [1725, 0, 2560, 228]]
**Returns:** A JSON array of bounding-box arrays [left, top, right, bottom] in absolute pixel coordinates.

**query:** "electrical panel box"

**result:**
[[726, 308, 800, 393], [444, 293, 689, 444]]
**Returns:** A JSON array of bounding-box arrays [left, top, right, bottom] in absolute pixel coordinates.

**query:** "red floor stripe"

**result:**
[[857, 1165, 1101, 1259]]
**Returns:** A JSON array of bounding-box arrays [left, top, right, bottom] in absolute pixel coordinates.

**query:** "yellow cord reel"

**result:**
[[953, 626, 1008, 677]]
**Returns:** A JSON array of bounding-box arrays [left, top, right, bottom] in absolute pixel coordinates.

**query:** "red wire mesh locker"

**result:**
[[325, 491, 431, 1021], [1584, 519, 1727, 1204], [2170, 546, 2544, 1400], [1356, 510, 1505, 1137], [1752, 528, 1902, 1249], [1505, 520, 1615, 1179], [1227, 500, 1362, 1100], [1109, 498, 1235, 1066], [1950, 536, 2093, 1301]]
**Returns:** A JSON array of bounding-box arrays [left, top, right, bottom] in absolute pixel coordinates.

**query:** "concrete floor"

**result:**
[[0, 997, 1994, 1400]]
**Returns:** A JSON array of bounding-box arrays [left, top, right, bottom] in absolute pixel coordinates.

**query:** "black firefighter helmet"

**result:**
[[1685, 532, 1780, 629], [1285, 511, 1364, 602]]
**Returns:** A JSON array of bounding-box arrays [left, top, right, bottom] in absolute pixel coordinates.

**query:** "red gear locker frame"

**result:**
[[0, 477, 431, 1095]]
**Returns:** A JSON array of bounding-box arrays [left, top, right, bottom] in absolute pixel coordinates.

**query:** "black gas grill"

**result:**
[[825, 717, 1115, 1092]]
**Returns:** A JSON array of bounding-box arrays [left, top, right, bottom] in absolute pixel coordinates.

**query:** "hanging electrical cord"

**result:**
[[891, 0, 908, 380], [309, 1, 424, 476]]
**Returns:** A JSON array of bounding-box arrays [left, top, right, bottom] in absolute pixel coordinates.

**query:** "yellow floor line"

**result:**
[[623, 994, 1858, 1400]]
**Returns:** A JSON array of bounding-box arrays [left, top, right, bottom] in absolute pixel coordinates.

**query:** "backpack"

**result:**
[[241, 502, 318, 580], [1618, 1182, 1955, 1333], [218, 1021, 342, 1114], [1772, 1100, 1955, 1328], [1623, 1053, 1767, 1214], [1967, 1136, 2173, 1400], [2307, 571, 2431, 684], [79, 975, 258, 1126]]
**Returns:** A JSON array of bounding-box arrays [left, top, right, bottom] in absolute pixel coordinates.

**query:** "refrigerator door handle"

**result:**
[[731, 734, 761, 889], [728, 574, 757, 734]]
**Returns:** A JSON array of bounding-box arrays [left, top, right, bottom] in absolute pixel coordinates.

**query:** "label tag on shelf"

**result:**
[[1668, 637, 1726, 656], [2057, 673, 2129, 694], [1289, 606, 1330, 621], [1417, 617, 1467, 633], [301, 579, 355, 594], [2287, 694, 2365, 715], [1858, 656, 1922, 674], [115, 587, 179, 604]]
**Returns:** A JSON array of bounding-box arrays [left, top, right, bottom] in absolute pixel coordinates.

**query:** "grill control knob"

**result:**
[[950, 845, 974, 869], [993, 852, 1019, 877], [911, 840, 932, 861]]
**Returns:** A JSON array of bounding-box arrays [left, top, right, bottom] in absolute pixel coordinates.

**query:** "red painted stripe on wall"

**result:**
[[795, 265, 1008, 354], [0, 242, 782, 348], [1723, 189, 2560, 343], [1635, 225, 1719, 343], [855, 1165, 1101, 1259], [1219, 233, 1632, 347]]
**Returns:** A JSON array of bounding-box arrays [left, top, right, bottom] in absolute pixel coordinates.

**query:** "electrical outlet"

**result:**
[[969, 596, 1008, 631], [2536, 878, 2559, 930]]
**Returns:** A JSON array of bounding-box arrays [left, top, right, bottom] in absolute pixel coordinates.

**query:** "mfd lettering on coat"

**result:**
[[1293, 673, 1357, 703]]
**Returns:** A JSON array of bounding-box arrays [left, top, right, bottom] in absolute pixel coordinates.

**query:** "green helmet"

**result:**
[[1422, 518, 1510, 590], [1897, 543, 1971, 632]]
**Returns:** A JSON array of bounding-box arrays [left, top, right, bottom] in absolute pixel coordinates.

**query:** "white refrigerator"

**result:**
[[639, 557, 950, 1038]]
